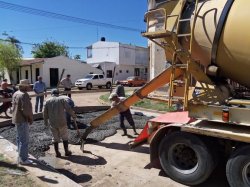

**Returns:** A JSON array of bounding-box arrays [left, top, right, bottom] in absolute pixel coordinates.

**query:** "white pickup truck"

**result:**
[[75, 74, 112, 90]]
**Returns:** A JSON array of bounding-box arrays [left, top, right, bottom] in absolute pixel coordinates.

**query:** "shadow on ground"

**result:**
[[85, 140, 149, 154], [61, 153, 107, 166]]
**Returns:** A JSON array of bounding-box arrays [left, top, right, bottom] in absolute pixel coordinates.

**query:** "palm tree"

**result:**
[[7, 36, 23, 53]]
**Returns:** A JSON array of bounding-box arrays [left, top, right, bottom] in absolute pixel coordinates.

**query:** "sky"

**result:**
[[0, 0, 148, 60]]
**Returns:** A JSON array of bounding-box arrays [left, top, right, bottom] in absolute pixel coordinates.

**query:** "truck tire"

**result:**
[[226, 145, 250, 187], [86, 83, 92, 90], [106, 82, 111, 89], [159, 131, 215, 186]]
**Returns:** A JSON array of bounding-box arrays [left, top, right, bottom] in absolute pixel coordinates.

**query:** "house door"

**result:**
[[50, 68, 59, 88], [35, 68, 40, 81], [16, 71, 19, 84]]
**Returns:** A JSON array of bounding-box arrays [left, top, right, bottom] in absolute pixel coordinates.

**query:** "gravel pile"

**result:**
[[0, 111, 151, 158]]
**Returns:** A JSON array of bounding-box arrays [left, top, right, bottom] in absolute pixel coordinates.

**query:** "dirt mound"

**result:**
[[0, 111, 151, 158]]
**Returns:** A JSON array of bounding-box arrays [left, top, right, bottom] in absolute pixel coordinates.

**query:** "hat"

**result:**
[[109, 93, 118, 100], [51, 89, 59, 95], [18, 79, 30, 87]]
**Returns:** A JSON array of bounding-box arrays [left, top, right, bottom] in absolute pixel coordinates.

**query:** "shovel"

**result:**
[[73, 118, 80, 137], [80, 126, 94, 152]]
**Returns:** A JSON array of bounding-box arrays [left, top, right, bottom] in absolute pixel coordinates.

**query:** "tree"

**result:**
[[74, 54, 81, 60], [0, 41, 22, 82], [31, 41, 69, 58], [7, 36, 23, 53]]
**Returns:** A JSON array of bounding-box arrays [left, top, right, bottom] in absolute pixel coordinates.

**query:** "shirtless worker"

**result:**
[[109, 93, 138, 136]]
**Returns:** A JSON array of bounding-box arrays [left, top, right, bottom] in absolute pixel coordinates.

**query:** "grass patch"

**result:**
[[100, 93, 110, 104], [133, 98, 175, 112], [100, 93, 175, 112]]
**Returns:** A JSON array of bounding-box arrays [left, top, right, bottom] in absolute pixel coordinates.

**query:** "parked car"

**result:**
[[75, 74, 112, 90], [118, 76, 146, 87]]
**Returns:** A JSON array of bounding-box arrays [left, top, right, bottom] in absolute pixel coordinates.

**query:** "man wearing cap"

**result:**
[[60, 74, 73, 98], [43, 89, 76, 157], [114, 81, 125, 97], [12, 79, 33, 165], [109, 93, 138, 136], [33, 76, 47, 113]]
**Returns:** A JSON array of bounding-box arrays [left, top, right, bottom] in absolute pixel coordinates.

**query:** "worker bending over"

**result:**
[[109, 93, 138, 136], [43, 89, 76, 157]]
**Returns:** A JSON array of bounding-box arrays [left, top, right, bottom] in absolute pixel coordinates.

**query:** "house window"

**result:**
[[126, 70, 129, 73], [25, 70, 28, 79], [119, 70, 122, 73], [145, 68, 148, 74], [87, 46, 92, 58], [135, 68, 140, 76], [106, 70, 113, 78]]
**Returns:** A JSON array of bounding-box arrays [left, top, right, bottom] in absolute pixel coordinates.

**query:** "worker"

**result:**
[[43, 89, 76, 157], [0, 81, 14, 94], [60, 95, 75, 129], [60, 74, 73, 98], [12, 79, 33, 165], [33, 76, 47, 113], [114, 81, 125, 97], [109, 93, 138, 136]]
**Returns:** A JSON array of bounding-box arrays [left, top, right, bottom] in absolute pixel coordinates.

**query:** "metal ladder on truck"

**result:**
[[142, 0, 213, 110]]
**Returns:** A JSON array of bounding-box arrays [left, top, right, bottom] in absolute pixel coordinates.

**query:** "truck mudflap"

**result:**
[[131, 111, 195, 148]]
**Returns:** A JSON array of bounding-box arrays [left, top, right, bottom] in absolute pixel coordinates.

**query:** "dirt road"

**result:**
[[0, 89, 229, 186], [42, 129, 186, 187]]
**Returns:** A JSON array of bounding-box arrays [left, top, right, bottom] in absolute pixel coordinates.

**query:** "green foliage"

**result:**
[[31, 41, 69, 58], [0, 41, 22, 81]]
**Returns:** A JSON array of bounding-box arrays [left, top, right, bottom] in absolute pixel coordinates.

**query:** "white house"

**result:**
[[11, 56, 102, 87], [147, 0, 170, 80], [86, 39, 149, 82]]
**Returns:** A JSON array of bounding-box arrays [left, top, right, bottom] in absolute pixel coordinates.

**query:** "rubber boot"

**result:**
[[63, 141, 72, 156], [53, 142, 61, 157], [133, 127, 139, 135], [122, 128, 127, 136]]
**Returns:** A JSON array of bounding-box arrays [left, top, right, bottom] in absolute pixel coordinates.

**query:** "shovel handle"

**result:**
[[73, 118, 80, 136]]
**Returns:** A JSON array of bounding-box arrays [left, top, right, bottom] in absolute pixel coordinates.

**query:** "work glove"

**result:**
[[72, 112, 77, 119], [27, 117, 33, 125]]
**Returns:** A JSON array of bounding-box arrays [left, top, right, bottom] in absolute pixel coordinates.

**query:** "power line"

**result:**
[[0, 38, 145, 50], [0, 1, 142, 33]]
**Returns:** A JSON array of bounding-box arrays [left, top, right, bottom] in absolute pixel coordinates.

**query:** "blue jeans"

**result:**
[[16, 122, 29, 162], [35, 95, 44, 112]]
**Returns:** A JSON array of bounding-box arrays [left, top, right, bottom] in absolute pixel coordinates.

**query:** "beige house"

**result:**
[[11, 56, 102, 87]]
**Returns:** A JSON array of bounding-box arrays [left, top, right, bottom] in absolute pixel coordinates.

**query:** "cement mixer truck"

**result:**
[[80, 0, 250, 186]]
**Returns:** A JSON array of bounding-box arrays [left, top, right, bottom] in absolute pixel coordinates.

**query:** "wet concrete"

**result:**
[[0, 111, 150, 158]]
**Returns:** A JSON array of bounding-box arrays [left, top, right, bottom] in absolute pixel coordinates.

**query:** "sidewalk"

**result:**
[[0, 136, 81, 187]]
